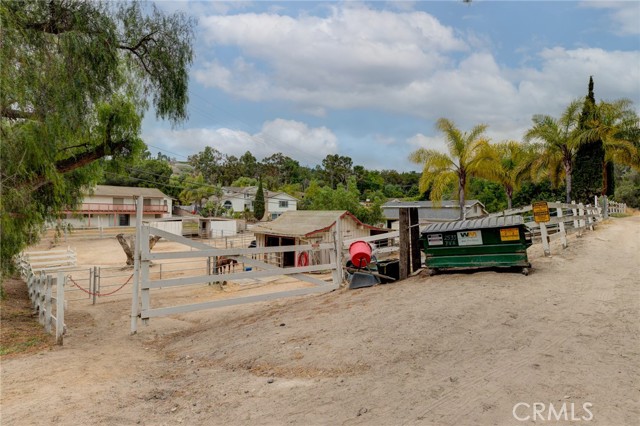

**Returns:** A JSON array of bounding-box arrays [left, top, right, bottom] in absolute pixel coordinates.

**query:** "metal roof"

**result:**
[[91, 185, 169, 199], [382, 199, 483, 208], [421, 215, 524, 233], [252, 210, 386, 237]]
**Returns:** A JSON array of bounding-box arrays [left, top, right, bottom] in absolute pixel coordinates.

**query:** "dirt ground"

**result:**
[[1, 216, 639, 425]]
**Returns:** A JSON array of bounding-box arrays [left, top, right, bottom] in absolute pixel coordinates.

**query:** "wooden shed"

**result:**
[[251, 210, 390, 267]]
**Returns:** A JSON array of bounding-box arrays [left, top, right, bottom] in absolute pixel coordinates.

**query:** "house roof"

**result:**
[[382, 200, 487, 221], [91, 185, 170, 199], [222, 186, 298, 201], [382, 200, 483, 209], [252, 210, 386, 238]]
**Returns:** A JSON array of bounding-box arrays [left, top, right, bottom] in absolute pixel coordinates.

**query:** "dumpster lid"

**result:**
[[421, 215, 524, 233]]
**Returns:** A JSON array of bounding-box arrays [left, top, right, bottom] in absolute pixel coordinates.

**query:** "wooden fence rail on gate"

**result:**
[[487, 201, 603, 257], [131, 225, 342, 332]]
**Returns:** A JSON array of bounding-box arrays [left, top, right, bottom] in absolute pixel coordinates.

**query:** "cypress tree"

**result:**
[[254, 179, 265, 221], [572, 76, 606, 203]]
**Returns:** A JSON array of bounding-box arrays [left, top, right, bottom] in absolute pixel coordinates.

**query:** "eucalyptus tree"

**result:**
[[524, 100, 583, 203], [0, 0, 195, 275], [409, 118, 494, 220]]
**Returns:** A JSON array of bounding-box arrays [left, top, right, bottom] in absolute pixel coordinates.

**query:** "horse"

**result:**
[[217, 256, 238, 274]]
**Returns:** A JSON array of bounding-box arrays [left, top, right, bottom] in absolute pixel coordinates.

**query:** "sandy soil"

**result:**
[[1, 216, 639, 425]]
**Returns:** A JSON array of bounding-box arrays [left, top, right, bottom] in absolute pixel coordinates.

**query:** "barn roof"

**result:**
[[251, 210, 386, 238]]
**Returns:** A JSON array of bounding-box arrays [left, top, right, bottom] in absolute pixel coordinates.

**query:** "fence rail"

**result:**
[[16, 262, 66, 344], [488, 201, 603, 256]]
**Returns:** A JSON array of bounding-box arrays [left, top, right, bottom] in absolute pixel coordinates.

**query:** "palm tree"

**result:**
[[488, 141, 536, 209], [409, 118, 494, 220], [582, 99, 640, 194], [524, 100, 582, 203]]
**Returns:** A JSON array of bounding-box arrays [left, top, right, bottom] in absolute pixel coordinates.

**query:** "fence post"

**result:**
[[141, 224, 151, 325], [539, 222, 551, 256], [556, 204, 567, 249], [409, 207, 421, 272], [45, 275, 52, 333], [578, 203, 585, 237], [37, 275, 45, 325], [399, 208, 411, 279], [56, 272, 65, 345], [131, 196, 143, 334], [92, 266, 98, 305], [603, 196, 609, 220]]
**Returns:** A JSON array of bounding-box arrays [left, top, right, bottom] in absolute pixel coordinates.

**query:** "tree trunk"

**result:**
[[458, 173, 466, 220], [506, 187, 513, 210], [116, 234, 162, 266], [564, 163, 572, 204]]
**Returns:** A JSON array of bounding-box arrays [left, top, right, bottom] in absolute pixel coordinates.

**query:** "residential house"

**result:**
[[382, 200, 488, 228], [62, 185, 172, 228], [251, 210, 390, 267], [218, 186, 298, 220]]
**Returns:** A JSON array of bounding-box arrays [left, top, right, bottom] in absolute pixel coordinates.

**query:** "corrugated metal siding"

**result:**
[[421, 215, 524, 233]]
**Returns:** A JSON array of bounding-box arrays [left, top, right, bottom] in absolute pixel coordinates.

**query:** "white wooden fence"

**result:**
[[18, 247, 76, 273], [488, 201, 602, 256], [16, 261, 66, 345], [130, 221, 342, 333]]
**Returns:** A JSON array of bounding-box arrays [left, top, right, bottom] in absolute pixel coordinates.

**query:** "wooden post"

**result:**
[[140, 224, 151, 325], [409, 207, 421, 272], [539, 222, 551, 256], [556, 205, 567, 249], [399, 208, 410, 280], [131, 196, 143, 334], [571, 201, 579, 233], [56, 272, 65, 345], [603, 196, 609, 220], [334, 217, 343, 285], [578, 203, 585, 237], [45, 275, 52, 333]]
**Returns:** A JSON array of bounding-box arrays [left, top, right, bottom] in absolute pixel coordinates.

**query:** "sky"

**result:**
[[142, 0, 640, 172]]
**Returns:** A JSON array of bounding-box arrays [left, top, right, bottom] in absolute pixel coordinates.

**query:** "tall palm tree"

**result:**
[[524, 100, 582, 203], [488, 141, 536, 209], [582, 99, 640, 194], [409, 118, 494, 220]]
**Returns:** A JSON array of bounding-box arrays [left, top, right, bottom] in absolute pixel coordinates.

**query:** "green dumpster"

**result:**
[[420, 216, 533, 275]]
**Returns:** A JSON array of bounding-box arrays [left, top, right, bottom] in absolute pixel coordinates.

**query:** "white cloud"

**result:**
[[581, 1, 640, 36], [194, 3, 639, 135], [144, 119, 337, 166]]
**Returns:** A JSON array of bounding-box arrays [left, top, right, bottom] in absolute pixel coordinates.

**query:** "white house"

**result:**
[[62, 185, 172, 228], [218, 186, 298, 220]]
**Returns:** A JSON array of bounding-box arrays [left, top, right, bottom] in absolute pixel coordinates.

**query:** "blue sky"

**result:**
[[143, 1, 640, 172]]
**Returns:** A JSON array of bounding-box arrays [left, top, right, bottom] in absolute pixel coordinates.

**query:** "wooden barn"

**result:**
[[251, 210, 390, 267]]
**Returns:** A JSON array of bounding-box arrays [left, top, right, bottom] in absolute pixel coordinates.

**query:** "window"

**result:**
[[279, 200, 289, 208]]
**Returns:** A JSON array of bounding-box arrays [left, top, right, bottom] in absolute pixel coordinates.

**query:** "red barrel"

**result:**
[[349, 241, 372, 268]]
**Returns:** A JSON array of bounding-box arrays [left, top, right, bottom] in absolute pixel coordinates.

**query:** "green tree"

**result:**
[[254, 179, 265, 220], [583, 99, 640, 193], [409, 118, 494, 219], [0, 0, 195, 276], [487, 141, 536, 209], [572, 77, 606, 202], [188, 146, 223, 183], [321, 154, 353, 189], [178, 174, 219, 211], [524, 100, 582, 203]]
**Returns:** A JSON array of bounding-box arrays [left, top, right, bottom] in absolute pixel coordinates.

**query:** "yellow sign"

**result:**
[[532, 201, 551, 223], [500, 228, 520, 241]]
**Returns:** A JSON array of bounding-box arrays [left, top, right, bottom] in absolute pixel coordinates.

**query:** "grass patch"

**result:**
[[0, 277, 55, 359], [610, 213, 630, 218]]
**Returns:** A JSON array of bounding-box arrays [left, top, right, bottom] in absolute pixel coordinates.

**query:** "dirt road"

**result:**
[[1, 216, 639, 425]]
